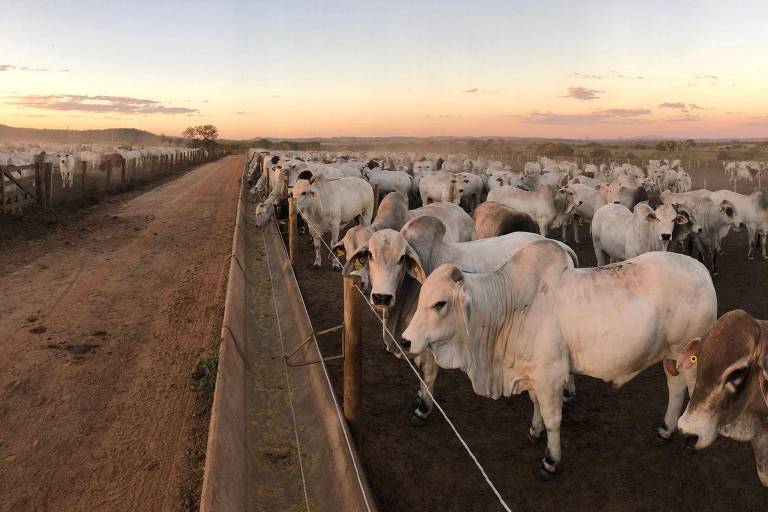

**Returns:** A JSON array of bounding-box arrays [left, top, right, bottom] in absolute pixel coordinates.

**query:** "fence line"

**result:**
[[1, 149, 225, 215], [292, 214, 513, 512]]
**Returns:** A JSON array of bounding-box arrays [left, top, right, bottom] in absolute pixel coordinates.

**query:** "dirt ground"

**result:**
[[288, 164, 768, 512], [0, 156, 242, 512]]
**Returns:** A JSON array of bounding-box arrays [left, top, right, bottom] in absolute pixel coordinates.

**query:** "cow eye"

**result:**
[[301, 191, 307, 196], [433, 300, 447, 311], [725, 366, 748, 390], [725, 207, 734, 217]]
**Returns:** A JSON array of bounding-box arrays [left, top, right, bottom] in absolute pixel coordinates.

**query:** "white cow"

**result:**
[[402, 241, 716, 477], [487, 185, 565, 237], [591, 203, 688, 265], [418, 173, 462, 205], [57, 153, 76, 188], [292, 173, 374, 270], [364, 169, 413, 201], [342, 220, 575, 423]]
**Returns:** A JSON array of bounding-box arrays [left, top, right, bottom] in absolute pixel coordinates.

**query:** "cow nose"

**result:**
[[578, 201, 583, 205], [683, 434, 698, 450], [697, 227, 703, 233], [661, 233, 672, 241], [400, 338, 411, 351], [371, 293, 393, 307]]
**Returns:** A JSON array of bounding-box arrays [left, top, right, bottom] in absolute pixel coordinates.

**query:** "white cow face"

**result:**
[[718, 200, 744, 231], [559, 186, 582, 215], [644, 204, 687, 251], [291, 175, 318, 213], [343, 229, 425, 310], [401, 264, 469, 367]]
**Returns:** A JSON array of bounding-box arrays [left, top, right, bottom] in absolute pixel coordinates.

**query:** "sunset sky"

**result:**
[[2, 0, 767, 139]]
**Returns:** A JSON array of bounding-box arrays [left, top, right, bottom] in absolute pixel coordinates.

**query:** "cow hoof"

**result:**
[[409, 413, 429, 427], [537, 458, 558, 481], [653, 432, 672, 446], [748, 256, 755, 261], [563, 391, 576, 405], [312, 263, 321, 270], [527, 431, 543, 445], [712, 272, 719, 280], [331, 261, 342, 271]]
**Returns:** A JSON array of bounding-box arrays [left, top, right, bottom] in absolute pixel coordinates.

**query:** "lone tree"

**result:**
[[183, 125, 219, 148]]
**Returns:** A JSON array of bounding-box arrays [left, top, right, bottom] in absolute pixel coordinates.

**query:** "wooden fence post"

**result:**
[[0, 167, 6, 214], [343, 274, 363, 443], [288, 197, 297, 267], [81, 161, 87, 204], [35, 161, 45, 207], [106, 163, 112, 188], [371, 184, 379, 221], [44, 163, 52, 207]]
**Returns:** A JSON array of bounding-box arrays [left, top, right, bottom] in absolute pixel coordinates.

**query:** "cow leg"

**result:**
[[748, 226, 757, 260], [657, 365, 689, 440], [527, 392, 545, 443], [560, 219, 568, 242], [411, 351, 438, 426], [311, 232, 323, 269], [573, 219, 580, 244], [535, 380, 565, 479], [330, 224, 342, 271], [762, 234, 768, 260], [752, 430, 768, 487], [564, 374, 576, 403]]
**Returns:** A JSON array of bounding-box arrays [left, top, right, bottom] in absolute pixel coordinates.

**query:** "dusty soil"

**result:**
[[0, 156, 242, 512], [288, 163, 768, 512]]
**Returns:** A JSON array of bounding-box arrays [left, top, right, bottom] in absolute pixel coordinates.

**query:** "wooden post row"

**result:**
[[288, 197, 297, 267], [35, 161, 45, 207], [343, 274, 363, 443], [81, 161, 87, 203], [121, 160, 127, 183], [0, 167, 6, 214]]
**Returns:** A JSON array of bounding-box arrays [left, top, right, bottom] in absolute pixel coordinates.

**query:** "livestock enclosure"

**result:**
[[0, 149, 224, 216], [246, 156, 768, 511]]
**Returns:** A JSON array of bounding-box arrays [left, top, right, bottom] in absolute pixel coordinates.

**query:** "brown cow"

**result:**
[[677, 309, 768, 487], [472, 201, 539, 239], [100, 153, 125, 171]]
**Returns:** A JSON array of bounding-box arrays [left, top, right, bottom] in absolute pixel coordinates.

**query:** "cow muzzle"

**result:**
[[371, 293, 393, 308]]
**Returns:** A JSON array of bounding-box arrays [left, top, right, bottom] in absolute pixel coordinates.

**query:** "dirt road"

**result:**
[[0, 156, 242, 511]]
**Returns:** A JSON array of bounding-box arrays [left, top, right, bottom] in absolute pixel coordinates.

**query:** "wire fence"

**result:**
[[284, 211, 513, 512]]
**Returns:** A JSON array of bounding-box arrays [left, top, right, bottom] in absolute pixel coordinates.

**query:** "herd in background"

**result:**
[[0, 143, 203, 190], [246, 148, 768, 488]]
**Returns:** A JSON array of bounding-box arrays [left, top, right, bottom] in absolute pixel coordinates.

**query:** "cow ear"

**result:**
[[646, 212, 659, 222], [676, 338, 701, 373], [448, 266, 464, 283], [342, 245, 368, 276], [332, 241, 346, 261], [404, 244, 427, 283], [675, 215, 688, 224]]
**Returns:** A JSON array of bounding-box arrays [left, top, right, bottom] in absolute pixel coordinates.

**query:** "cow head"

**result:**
[[253, 197, 280, 228], [678, 310, 768, 450], [559, 186, 582, 215], [718, 200, 744, 231], [637, 204, 687, 251], [343, 229, 425, 313], [401, 264, 471, 367]]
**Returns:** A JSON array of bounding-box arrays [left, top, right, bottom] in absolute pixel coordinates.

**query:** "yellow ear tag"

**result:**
[[354, 258, 363, 271], [690, 355, 698, 365]]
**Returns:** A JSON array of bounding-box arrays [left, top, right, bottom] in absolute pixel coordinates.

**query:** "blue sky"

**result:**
[[2, 0, 767, 138]]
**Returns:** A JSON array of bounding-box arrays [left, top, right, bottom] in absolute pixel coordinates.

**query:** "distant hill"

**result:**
[[0, 124, 164, 145]]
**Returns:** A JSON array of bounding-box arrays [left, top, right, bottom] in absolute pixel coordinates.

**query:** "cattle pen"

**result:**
[[202, 156, 768, 512]]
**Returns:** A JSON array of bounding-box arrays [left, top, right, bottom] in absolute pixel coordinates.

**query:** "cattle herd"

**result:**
[[0, 143, 202, 205], [246, 149, 768, 488]]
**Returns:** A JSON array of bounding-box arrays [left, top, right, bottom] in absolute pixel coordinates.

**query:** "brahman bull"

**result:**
[[591, 203, 689, 265], [292, 172, 374, 270], [486, 185, 566, 237], [677, 310, 768, 487], [343, 219, 576, 424], [402, 241, 716, 478]]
